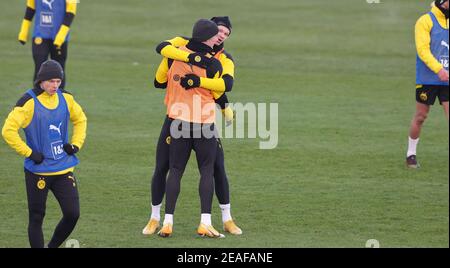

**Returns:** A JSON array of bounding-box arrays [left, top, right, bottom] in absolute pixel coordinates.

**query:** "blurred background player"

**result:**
[[1, 60, 87, 248], [18, 0, 78, 89], [406, 0, 449, 168], [143, 16, 242, 236]]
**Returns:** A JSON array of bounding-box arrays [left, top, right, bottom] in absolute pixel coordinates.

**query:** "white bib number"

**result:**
[[51, 141, 65, 160], [40, 12, 53, 27], [440, 55, 449, 70]]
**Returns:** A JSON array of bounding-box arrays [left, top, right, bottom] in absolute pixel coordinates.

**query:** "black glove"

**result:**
[[63, 144, 79, 155], [206, 57, 223, 77], [29, 151, 44, 164], [180, 74, 200, 90], [187, 52, 212, 68]]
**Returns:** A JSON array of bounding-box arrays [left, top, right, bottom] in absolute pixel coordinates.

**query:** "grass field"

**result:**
[[0, 0, 448, 248]]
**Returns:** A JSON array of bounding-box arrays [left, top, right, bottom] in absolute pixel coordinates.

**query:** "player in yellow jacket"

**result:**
[[18, 0, 77, 89], [2, 60, 87, 248], [148, 19, 226, 238], [406, 0, 449, 168], [143, 17, 242, 236]]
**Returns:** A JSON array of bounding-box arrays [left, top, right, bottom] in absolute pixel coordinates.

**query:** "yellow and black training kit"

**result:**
[[415, 2, 449, 75], [18, 0, 77, 47], [156, 36, 235, 121], [2, 87, 87, 176]]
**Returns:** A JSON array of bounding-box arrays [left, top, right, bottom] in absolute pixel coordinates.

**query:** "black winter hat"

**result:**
[[192, 19, 219, 42], [211, 16, 232, 34], [436, 0, 448, 6], [34, 60, 64, 86]]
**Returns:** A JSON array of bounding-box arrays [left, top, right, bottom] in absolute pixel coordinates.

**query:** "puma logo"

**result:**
[[42, 0, 55, 10], [49, 122, 62, 136], [442, 40, 449, 50]]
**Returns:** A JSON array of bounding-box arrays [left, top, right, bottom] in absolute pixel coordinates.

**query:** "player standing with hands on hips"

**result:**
[[18, 0, 77, 89], [2, 60, 87, 248], [406, 0, 449, 168]]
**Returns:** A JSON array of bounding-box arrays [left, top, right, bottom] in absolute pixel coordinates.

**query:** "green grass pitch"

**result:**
[[0, 0, 448, 247]]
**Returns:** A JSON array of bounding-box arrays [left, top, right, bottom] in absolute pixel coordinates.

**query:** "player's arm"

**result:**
[[156, 36, 213, 68], [63, 92, 87, 150], [154, 57, 170, 89], [1, 96, 35, 157], [207, 59, 233, 124], [215, 53, 235, 124], [181, 53, 234, 94], [156, 36, 190, 62], [18, 0, 36, 45], [415, 14, 443, 74], [54, 0, 77, 48]]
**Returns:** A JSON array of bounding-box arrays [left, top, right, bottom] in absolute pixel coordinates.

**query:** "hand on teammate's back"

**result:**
[[206, 57, 222, 78], [180, 74, 200, 90], [188, 53, 212, 68]]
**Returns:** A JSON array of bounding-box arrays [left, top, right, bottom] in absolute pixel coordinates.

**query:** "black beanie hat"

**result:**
[[436, 0, 448, 6], [211, 16, 232, 34], [34, 60, 64, 86], [192, 19, 219, 42]]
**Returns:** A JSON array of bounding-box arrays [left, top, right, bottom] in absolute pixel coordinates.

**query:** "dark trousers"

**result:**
[[213, 139, 230, 204], [32, 38, 68, 89], [25, 169, 79, 248], [151, 116, 172, 206], [164, 121, 217, 215], [150, 117, 230, 207]]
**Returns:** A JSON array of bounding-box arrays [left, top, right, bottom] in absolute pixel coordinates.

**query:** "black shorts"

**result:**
[[416, 85, 449, 105], [32, 37, 68, 89]]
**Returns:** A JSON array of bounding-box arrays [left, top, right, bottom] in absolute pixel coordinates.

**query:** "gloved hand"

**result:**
[[63, 144, 79, 155], [29, 151, 44, 164], [223, 106, 235, 126], [188, 52, 212, 68], [180, 74, 200, 90], [206, 57, 223, 78]]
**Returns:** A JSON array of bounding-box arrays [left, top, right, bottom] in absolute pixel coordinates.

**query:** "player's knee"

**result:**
[[29, 210, 45, 224], [170, 165, 186, 177], [64, 208, 80, 223], [415, 113, 428, 124], [152, 172, 166, 187], [213, 165, 226, 182], [154, 164, 169, 177], [199, 165, 214, 178], [199, 169, 215, 184]]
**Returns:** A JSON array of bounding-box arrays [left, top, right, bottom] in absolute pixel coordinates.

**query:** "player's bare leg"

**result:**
[[407, 102, 430, 168], [442, 101, 449, 121]]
